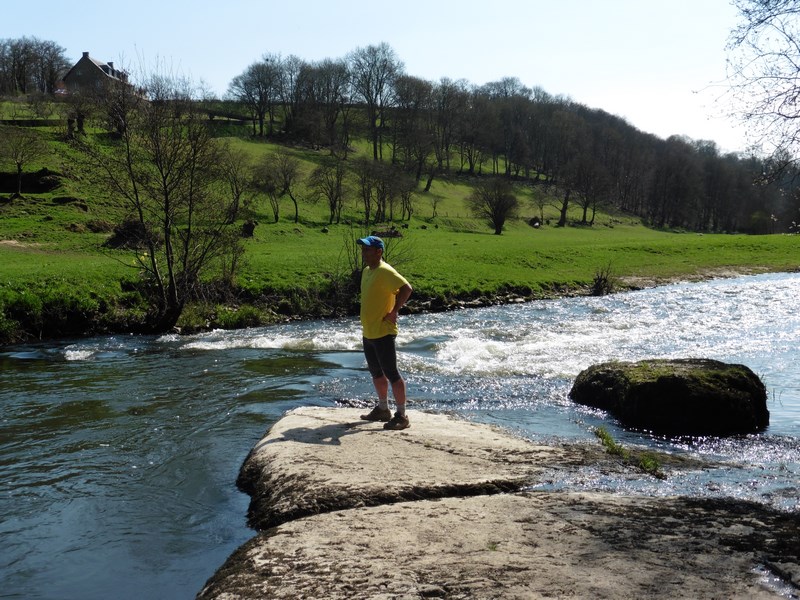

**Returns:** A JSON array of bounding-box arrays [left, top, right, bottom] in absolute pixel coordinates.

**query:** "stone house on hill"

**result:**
[[61, 52, 129, 93]]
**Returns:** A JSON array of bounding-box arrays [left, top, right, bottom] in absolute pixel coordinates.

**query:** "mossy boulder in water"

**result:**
[[569, 358, 769, 436]]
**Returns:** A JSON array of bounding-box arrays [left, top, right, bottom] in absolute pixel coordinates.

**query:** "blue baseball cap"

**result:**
[[357, 235, 385, 249]]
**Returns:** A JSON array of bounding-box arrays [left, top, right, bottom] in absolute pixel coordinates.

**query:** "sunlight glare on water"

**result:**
[[181, 320, 363, 353], [395, 272, 800, 389], [1, 271, 799, 600]]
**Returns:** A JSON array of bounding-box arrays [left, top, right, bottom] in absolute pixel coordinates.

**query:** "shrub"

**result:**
[[3, 290, 44, 335], [0, 284, 114, 341], [104, 218, 162, 249], [0, 292, 22, 343], [175, 302, 217, 332], [591, 263, 616, 296], [215, 304, 269, 329]]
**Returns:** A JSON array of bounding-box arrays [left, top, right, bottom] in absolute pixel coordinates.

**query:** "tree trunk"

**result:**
[[558, 189, 571, 227], [151, 301, 183, 333], [424, 170, 435, 192], [290, 192, 299, 223]]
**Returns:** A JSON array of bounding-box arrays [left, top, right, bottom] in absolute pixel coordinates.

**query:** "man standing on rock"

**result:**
[[356, 235, 413, 430]]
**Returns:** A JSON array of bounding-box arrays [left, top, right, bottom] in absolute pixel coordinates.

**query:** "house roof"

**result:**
[[62, 52, 128, 84]]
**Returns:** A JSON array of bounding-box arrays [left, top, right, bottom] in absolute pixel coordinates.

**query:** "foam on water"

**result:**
[[2, 272, 800, 600], [64, 348, 95, 361], [172, 272, 800, 419]]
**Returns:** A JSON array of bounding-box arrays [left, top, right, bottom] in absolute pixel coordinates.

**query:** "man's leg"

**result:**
[[383, 373, 410, 430], [390, 376, 406, 415], [361, 338, 392, 421], [361, 374, 392, 421], [372, 375, 390, 410], [364, 335, 409, 429], [380, 338, 409, 429]]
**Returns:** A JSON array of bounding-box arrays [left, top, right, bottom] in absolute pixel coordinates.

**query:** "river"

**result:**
[[1, 272, 798, 600]]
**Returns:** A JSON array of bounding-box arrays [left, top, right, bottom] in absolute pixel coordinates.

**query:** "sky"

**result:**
[[4, 0, 751, 153]]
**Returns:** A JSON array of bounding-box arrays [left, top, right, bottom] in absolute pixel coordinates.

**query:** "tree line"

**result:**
[[3, 26, 800, 236], [224, 42, 799, 235], [0, 36, 70, 96]]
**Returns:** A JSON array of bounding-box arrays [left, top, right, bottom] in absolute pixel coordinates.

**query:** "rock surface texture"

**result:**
[[569, 358, 769, 436], [197, 407, 798, 599]]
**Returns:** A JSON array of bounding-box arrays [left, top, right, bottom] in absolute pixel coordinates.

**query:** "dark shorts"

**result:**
[[363, 335, 401, 383]]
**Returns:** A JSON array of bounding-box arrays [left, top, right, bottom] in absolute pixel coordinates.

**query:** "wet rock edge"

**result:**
[[197, 407, 800, 599]]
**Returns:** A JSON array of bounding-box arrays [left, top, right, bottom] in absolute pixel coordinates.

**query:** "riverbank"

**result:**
[[197, 407, 800, 599], [3, 206, 799, 347]]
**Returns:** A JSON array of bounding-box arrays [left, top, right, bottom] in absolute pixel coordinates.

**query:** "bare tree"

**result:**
[[546, 108, 586, 226], [291, 58, 351, 151], [252, 150, 303, 222], [396, 171, 417, 220], [252, 156, 282, 223], [373, 161, 398, 222], [61, 87, 95, 136], [28, 92, 55, 119], [2, 37, 34, 94], [481, 77, 532, 176], [278, 54, 305, 130], [349, 43, 403, 160], [467, 178, 520, 235], [727, 0, 800, 160], [0, 125, 48, 198], [648, 135, 704, 229], [77, 72, 241, 332], [309, 158, 348, 224], [391, 74, 434, 180], [353, 156, 378, 225], [352, 158, 406, 224], [274, 150, 302, 223], [32, 39, 70, 94], [432, 78, 469, 171], [568, 152, 611, 225], [558, 120, 614, 226], [219, 143, 252, 223], [0, 37, 70, 95], [456, 87, 489, 175], [529, 183, 548, 223], [227, 56, 281, 136], [426, 77, 469, 189]]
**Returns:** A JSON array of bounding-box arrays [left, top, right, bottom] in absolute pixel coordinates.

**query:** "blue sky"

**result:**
[[4, 0, 750, 153]]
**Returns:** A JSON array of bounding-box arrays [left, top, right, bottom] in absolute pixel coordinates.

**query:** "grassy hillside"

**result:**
[[1, 121, 798, 344]]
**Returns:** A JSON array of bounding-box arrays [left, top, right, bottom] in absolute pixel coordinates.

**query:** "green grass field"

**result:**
[[1, 120, 799, 342]]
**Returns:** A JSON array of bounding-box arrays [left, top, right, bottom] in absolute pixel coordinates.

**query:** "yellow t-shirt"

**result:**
[[360, 260, 409, 339]]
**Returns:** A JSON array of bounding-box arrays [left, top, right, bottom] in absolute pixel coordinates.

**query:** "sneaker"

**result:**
[[383, 412, 410, 430], [360, 406, 392, 422]]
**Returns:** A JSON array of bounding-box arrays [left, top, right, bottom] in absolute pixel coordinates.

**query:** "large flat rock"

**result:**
[[234, 407, 618, 531], [199, 407, 800, 599]]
